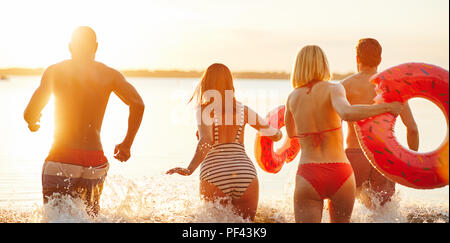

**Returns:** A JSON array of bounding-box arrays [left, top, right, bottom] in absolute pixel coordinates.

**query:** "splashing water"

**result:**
[[0, 174, 447, 223], [1, 77, 448, 223]]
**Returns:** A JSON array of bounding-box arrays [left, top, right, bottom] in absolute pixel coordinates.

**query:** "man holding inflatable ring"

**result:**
[[342, 38, 419, 209]]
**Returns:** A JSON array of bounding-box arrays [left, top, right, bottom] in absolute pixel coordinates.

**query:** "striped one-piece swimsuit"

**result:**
[[199, 104, 258, 199]]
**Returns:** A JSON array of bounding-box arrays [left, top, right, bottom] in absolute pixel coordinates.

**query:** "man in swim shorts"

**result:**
[[24, 26, 145, 216], [342, 38, 419, 209]]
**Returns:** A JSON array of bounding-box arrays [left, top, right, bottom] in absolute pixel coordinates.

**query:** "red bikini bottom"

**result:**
[[297, 163, 353, 199]]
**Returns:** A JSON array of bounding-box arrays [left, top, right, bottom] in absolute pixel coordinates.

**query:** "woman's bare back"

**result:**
[[287, 81, 347, 163]]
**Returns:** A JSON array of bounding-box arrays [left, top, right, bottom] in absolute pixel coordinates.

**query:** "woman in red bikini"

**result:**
[[285, 45, 403, 223]]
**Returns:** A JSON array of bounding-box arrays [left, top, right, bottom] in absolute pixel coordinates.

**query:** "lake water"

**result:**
[[0, 76, 448, 222]]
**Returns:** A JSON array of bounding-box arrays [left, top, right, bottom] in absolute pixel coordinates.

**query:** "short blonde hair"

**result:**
[[290, 45, 331, 88]]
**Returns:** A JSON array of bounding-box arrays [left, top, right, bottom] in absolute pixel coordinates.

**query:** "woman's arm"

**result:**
[[166, 108, 214, 176], [285, 95, 296, 138], [330, 83, 403, 122], [188, 135, 213, 172], [246, 106, 282, 141], [166, 134, 213, 176]]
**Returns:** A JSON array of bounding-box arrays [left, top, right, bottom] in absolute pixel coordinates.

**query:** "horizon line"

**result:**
[[0, 66, 354, 75], [0, 67, 354, 80]]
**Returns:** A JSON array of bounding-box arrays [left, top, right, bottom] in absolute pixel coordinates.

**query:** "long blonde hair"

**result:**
[[290, 45, 331, 88]]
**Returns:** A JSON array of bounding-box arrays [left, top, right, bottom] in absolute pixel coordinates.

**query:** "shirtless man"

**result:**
[[24, 26, 145, 216], [342, 38, 419, 209]]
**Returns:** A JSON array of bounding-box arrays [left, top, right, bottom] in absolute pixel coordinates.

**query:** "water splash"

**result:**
[[0, 174, 447, 223]]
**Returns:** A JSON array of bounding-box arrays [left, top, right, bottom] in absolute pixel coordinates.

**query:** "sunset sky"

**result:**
[[0, 0, 448, 73]]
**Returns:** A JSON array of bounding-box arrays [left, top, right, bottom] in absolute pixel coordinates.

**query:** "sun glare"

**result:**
[[1, 0, 448, 71], [1, 0, 164, 68]]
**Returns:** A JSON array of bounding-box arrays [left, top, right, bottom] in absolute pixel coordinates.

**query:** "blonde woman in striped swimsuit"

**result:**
[[167, 63, 282, 221]]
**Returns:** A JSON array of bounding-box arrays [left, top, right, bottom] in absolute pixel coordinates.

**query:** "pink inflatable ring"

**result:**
[[254, 105, 300, 173], [356, 63, 449, 189]]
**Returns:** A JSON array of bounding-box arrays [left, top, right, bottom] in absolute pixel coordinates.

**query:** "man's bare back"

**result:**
[[50, 60, 115, 151], [24, 60, 144, 155], [342, 71, 377, 149], [24, 27, 145, 215], [24, 26, 145, 162]]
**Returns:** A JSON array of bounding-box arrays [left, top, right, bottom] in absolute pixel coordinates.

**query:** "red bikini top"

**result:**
[[291, 125, 342, 147]]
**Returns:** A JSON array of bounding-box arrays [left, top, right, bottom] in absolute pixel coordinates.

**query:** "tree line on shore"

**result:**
[[0, 68, 353, 80]]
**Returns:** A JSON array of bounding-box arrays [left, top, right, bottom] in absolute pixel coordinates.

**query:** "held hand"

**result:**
[[114, 142, 131, 162], [387, 102, 403, 116], [166, 167, 192, 176], [272, 130, 283, 142], [28, 123, 40, 132]]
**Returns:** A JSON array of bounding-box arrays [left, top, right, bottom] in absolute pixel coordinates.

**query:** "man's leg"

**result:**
[[42, 161, 82, 204], [79, 163, 109, 216], [368, 168, 396, 207], [345, 149, 372, 188]]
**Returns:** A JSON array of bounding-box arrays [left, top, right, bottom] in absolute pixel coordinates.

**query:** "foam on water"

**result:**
[[0, 174, 447, 223]]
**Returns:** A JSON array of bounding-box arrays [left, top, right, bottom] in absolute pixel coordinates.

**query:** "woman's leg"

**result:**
[[231, 178, 259, 221], [200, 178, 259, 221], [294, 175, 324, 223], [328, 174, 356, 223], [199, 180, 230, 206]]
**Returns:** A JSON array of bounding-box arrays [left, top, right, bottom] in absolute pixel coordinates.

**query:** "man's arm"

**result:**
[[24, 67, 53, 132], [112, 70, 145, 162], [399, 102, 419, 151]]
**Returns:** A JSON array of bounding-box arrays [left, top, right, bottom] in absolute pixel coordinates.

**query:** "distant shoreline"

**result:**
[[0, 68, 353, 80]]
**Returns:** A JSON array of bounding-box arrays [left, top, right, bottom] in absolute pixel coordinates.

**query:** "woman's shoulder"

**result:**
[[318, 80, 341, 87], [319, 81, 343, 94], [287, 88, 303, 102]]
